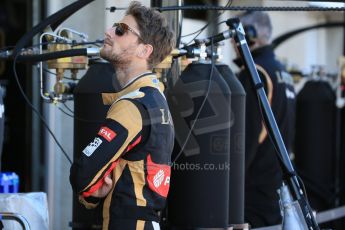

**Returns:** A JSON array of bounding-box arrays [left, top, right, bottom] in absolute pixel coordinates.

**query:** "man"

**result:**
[[70, 2, 175, 229], [233, 11, 296, 227]]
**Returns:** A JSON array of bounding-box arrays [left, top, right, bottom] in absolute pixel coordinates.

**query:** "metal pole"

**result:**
[[31, 0, 42, 192], [227, 18, 320, 230]]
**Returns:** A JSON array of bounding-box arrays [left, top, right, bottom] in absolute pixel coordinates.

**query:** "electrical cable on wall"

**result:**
[[57, 106, 103, 123], [6, 0, 98, 165], [1, 38, 103, 164], [182, 0, 233, 44], [12, 54, 72, 164]]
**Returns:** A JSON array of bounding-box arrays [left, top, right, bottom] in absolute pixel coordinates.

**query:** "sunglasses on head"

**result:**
[[113, 23, 142, 40]]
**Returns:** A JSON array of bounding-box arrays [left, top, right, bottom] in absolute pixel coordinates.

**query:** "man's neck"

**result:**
[[115, 65, 151, 89]]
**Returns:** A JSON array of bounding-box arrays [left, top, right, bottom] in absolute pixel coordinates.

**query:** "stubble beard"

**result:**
[[100, 46, 131, 70]]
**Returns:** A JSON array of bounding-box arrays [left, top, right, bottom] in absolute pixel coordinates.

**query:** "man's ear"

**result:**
[[137, 44, 153, 59]]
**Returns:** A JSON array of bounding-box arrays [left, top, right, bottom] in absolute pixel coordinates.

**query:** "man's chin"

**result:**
[[100, 49, 111, 61]]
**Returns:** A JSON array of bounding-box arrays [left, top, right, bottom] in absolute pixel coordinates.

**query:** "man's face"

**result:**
[[100, 15, 142, 68]]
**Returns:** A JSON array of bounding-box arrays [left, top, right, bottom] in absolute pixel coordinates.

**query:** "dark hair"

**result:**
[[126, 1, 175, 69], [239, 11, 272, 45]]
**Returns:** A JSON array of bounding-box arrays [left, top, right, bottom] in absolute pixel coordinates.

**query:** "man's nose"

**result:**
[[105, 27, 115, 38]]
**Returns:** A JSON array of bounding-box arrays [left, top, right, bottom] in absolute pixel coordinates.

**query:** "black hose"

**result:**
[[13, 0, 94, 56], [14, 48, 88, 62]]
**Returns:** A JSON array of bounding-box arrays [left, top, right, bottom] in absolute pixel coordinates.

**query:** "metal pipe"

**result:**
[[31, 0, 42, 191]]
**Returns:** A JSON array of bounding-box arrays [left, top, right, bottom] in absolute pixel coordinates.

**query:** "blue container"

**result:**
[[0, 172, 19, 193]]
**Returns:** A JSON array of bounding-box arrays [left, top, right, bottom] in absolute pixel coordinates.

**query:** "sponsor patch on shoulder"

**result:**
[[98, 126, 116, 142], [83, 137, 102, 157]]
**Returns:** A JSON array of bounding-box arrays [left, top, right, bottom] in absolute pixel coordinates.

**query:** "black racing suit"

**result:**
[[234, 45, 296, 227], [70, 74, 174, 230]]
